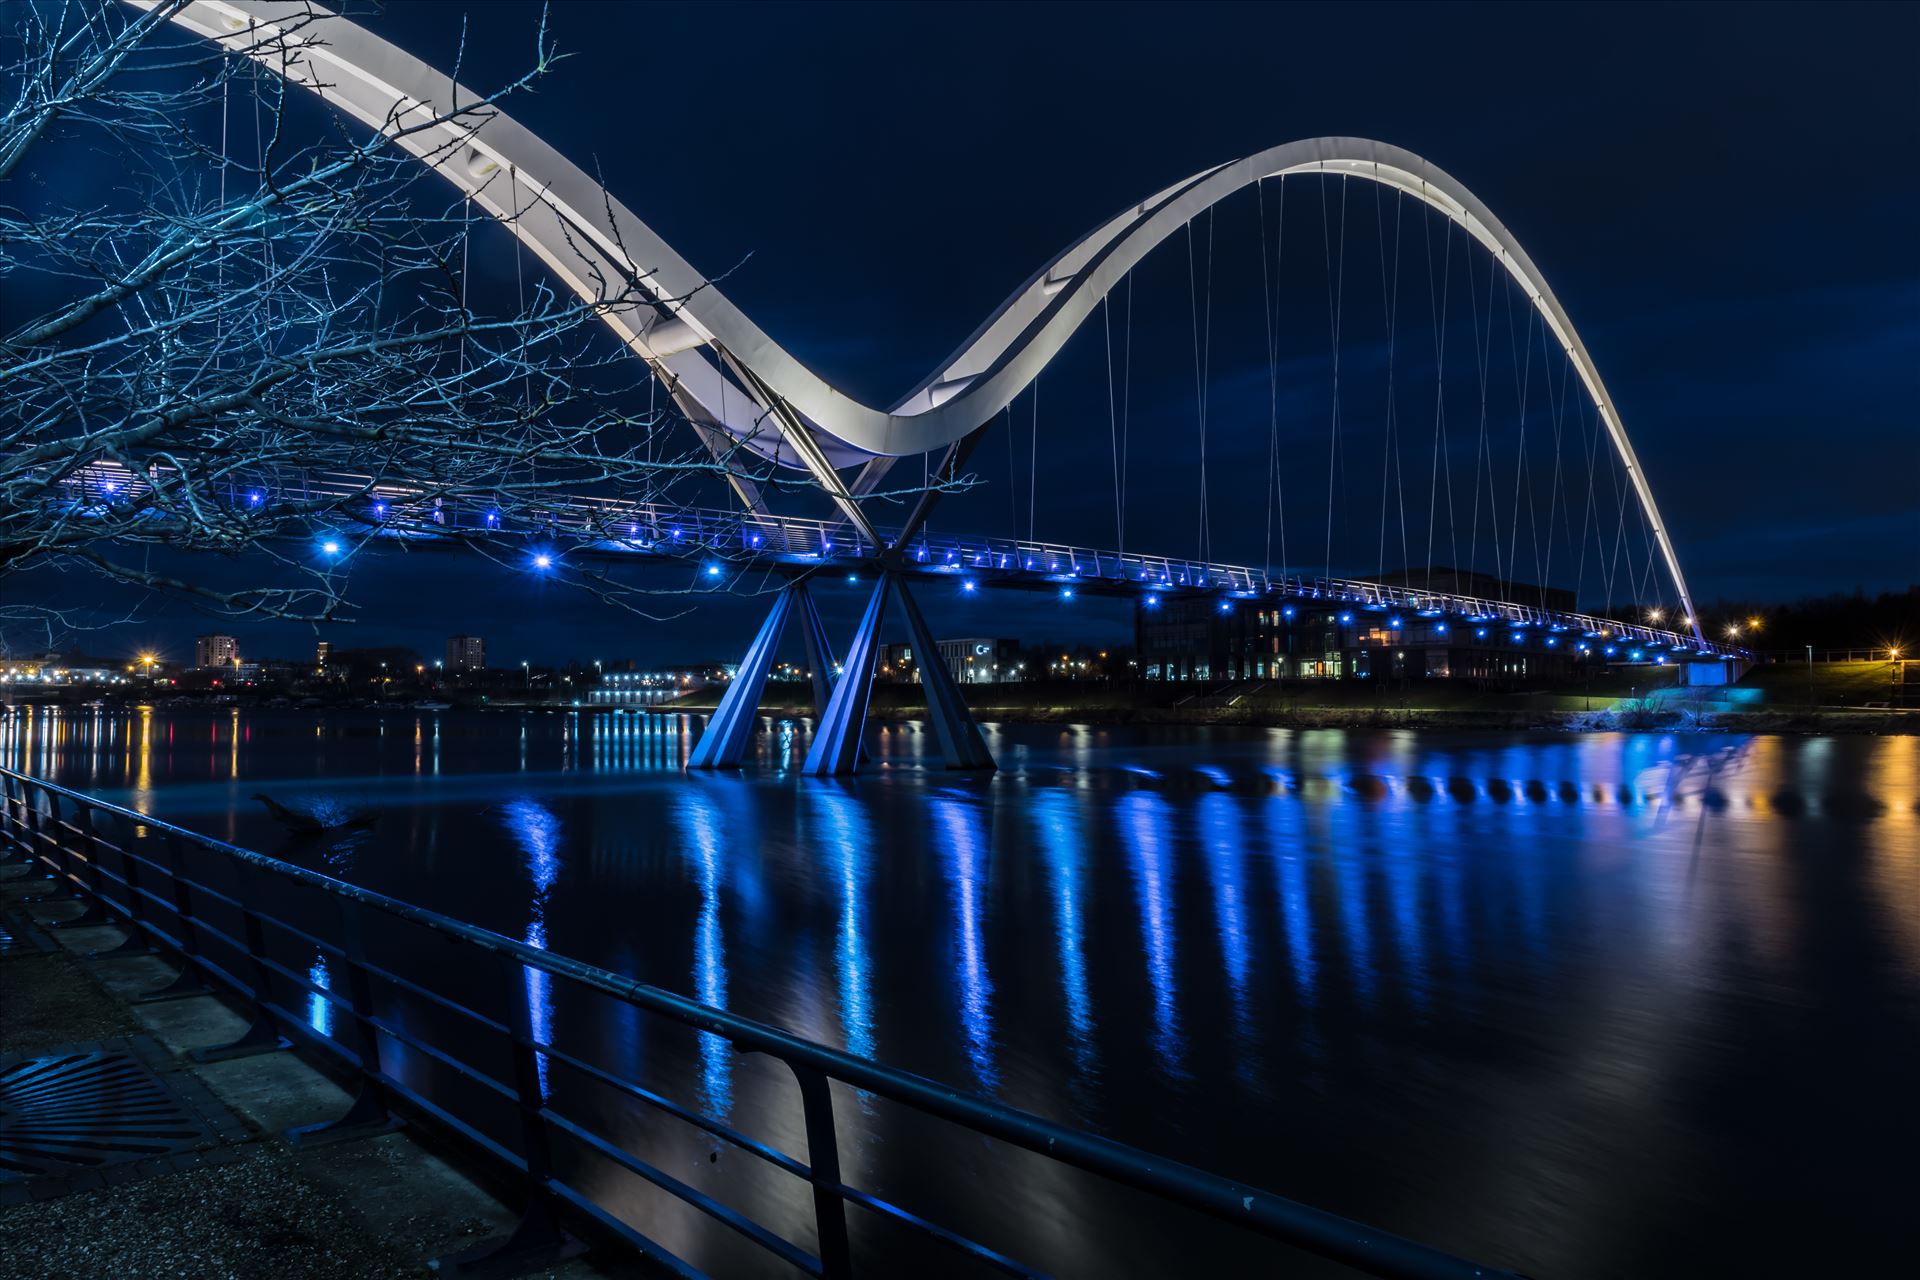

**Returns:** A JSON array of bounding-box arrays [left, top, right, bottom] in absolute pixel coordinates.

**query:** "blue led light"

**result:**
[[321, 540, 340, 557], [1389, 617, 1402, 628], [532, 553, 553, 570], [1282, 606, 1296, 619], [1476, 627, 1487, 638], [961, 580, 976, 593], [1437, 623, 1448, 633], [248, 491, 263, 506], [1218, 600, 1232, 613], [846, 573, 858, 584], [706, 564, 722, 577], [1060, 587, 1075, 601], [1340, 612, 1353, 623], [1142, 594, 1160, 609], [486, 511, 499, 527]]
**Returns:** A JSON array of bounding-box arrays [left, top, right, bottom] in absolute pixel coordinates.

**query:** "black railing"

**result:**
[[0, 764, 1523, 1280]]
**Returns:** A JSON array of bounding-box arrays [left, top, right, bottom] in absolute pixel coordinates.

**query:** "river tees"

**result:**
[[5, 706, 1915, 1277]]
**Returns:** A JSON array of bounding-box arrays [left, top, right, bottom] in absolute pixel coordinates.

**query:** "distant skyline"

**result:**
[[6, 1, 1915, 664]]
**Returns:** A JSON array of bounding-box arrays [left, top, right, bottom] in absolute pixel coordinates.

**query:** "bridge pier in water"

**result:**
[[806, 573, 993, 776], [802, 572, 993, 776], [688, 581, 837, 768], [691, 572, 994, 775]]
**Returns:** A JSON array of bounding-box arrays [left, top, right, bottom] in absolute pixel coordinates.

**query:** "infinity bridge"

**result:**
[[137, 2, 1745, 776]]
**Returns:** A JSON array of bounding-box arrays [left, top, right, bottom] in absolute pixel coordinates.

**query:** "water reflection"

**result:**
[[503, 797, 561, 1098], [931, 793, 997, 1092], [1118, 792, 1185, 1078], [1196, 792, 1252, 1043], [1031, 790, 1097, 1084], [675, 787, 732, 1118], [308, 955, 334, 1037], [1265, 794, 1319, 1009], [804, 786, 876, 1062]]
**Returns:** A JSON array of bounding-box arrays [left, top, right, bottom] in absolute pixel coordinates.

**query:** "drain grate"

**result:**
[[0, 1044, 219, 1195]]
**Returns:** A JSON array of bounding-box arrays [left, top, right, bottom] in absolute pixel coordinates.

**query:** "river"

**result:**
[[5, 705, 1916, 1277]]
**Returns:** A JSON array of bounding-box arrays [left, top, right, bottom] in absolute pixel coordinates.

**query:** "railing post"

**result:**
[[430, 952, 582, 1275], [88, 811, 154, 958], [0, 772, 30, 863], [47, 802, 111, 930], [137, 832, 213, 1002], [286, 897, 401, 1147], [22, 788, 82, 903], [192, 905, 291, 1063], [788, 1062, 854, 1279]]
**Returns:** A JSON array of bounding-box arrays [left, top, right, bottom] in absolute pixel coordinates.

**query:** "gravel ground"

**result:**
[[0, 951, 138, 1054], [0, 1146, 408, 1280]]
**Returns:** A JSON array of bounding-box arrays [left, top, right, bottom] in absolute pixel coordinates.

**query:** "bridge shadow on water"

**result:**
[[5, 705, 1918, 1277]]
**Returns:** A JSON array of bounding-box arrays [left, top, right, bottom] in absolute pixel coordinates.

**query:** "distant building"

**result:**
[[880, 638, 1017, 684], [446, 635, 485, 673], [315, 640, 331, 666], [0, 653, 123, 685], [1136, 587, 1580, 685], [195, 634, 239, 670]]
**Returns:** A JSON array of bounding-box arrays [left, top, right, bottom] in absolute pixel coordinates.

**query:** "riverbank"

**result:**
[[652, 682, 1916, 736]]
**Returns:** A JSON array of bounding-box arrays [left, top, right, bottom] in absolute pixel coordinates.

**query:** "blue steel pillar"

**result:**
[[792, 580, 836, 716], [802, 575, 893, 777], [688, 587, 797, 769], [895, 580, 995, 771]]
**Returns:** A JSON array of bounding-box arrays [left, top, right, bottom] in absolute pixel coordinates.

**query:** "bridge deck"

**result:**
[[57, 465, 1742, 659]]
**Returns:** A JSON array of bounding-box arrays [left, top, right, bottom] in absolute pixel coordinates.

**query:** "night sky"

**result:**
[[12, 0, 1917, 667]]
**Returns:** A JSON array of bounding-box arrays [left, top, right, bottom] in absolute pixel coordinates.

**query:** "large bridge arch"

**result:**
[[144, 1, 1702, 638]]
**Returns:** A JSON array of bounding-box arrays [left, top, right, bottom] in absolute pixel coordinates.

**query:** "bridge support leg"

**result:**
[[896, 580, 995, 771], [793, 580, 837, 716], [803, 576, 893, 777], [688, 587, 798, 769]]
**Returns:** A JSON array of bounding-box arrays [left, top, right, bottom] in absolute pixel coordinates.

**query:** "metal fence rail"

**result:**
[[0, 764, 1523, 1280]]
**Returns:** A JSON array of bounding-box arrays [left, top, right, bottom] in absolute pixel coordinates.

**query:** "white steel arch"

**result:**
[[144, 1, 1702, 637]]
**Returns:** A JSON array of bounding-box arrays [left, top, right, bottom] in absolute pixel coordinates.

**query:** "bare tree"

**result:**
[[0, 1, 862, 645]]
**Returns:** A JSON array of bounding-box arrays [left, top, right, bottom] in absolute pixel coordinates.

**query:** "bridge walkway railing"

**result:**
[[51, 459, 1737, 658], [0, 765, 1518, 1280]]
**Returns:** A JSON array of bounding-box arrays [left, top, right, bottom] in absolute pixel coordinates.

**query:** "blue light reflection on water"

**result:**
[[307, 955, 333, 1037], [503, 797, 561, 1098], [805, 785, 877, 1062], [931, 792, 997, 1092], [1196, 791, 1253, 1042], [675, 787, 733, 1118], [1031, 789, 1097, 1083], [1118, 791, 1186, 1079]]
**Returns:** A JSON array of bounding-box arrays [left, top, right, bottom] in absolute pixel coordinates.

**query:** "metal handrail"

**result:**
[[0, 763, 1525, 1280]]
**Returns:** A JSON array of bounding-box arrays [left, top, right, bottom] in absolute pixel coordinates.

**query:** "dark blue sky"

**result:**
[[14, 1, 1918, 665]]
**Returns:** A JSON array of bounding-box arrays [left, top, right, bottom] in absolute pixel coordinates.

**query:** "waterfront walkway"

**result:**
[[0, 869, 629, 1280]]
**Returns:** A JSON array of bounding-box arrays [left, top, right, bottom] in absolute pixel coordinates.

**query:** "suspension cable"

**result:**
[[1121, 273, 1132, 555], [1103, 293, 1123, 550], [1321, 176, 1349, 580], [1423, 207, 1458, 591], [1257, 176, 1288, 580], [1029, 373, 1039, 545]]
